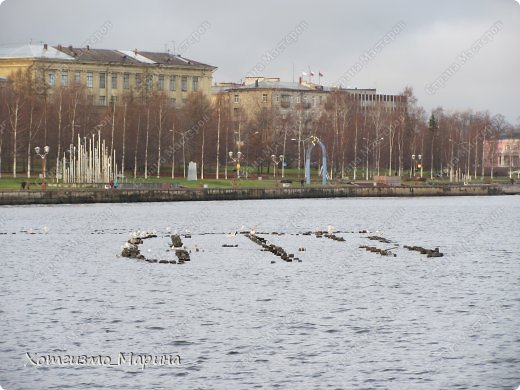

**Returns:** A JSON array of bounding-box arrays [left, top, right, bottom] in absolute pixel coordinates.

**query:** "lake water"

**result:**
[[0, 196, 519, 389]]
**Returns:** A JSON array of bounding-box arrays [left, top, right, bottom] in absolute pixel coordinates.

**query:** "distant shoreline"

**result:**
[[0, 184, 517, 206]]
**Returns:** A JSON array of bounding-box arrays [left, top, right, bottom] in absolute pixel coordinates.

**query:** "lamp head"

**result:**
[[228, 151, 233, 158], [34, 146, 40, 155], [44, 146, 50, 154], [237, 151, 242, 158]]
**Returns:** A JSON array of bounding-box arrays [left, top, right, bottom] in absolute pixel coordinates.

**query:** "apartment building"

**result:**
[[0, 43, 217, 106], [212, 76, 406, 120]]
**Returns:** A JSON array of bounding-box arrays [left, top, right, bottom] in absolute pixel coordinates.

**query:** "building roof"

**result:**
[[137, 51, 215, 69], [0, 44, 75, 60], [57, 46, 143, 64], [498, 131, 520, 140], [0, 43, 216, 70], [216, 77, 380, 94], [221, 79, 326, 92]]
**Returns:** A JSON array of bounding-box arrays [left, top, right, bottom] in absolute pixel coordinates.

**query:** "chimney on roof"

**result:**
[[255, 79, 259, 88], [58, 44, 62, 50], [298, 76, 302, 84], [134, 48, 138, 55], [43, 43, 48, 50], [68, 45, 72, 50], [86, 45, 90, 50]]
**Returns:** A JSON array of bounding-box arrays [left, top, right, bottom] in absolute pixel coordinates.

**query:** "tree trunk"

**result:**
[[122, 102, 127, 177], [27, 102, 34, 178], [57, 92, 63, 179], [216, 101, 221, 179], [8, 99, 20, 178], [157, 103, 162, 178], [144, 107, 150, 179], [70, 91, 78, 145], [201, 125, 205, 179], [134, 113, 141, 179], [110, 101, 116, 160]]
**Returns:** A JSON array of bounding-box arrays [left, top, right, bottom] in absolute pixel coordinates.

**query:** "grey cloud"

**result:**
[[0, 0, 518, 122]]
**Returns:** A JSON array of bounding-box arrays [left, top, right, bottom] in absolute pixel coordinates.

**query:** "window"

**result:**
[[169, 75, 176, 91], [170, 97, 176, 106], [262, 94, 267, 103], [192, 76, 199, 92], [74, 71, 81, 86], [98, 96, 106, 106], [86, 72, 93, 88], [234, 94, 239, 104], [296, 96, 300, 104], [99, 72, 106, 89], [312, 96, 317, 107], [275, 95, 279, 102], [181, 76, 188, 92], [110, 96, 117, 104], [111, 73, 117, 89], [61, 70, 68, 87], [48, 71, 55, 86], [158, 75, 164, 90], [146, 74, 153, 90], [123, 73, 129, 89], [135, 73, 142, 88], [281, 94, 290, 108]]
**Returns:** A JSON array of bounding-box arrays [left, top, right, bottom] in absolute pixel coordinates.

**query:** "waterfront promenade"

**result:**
[[0, 184, 516, 205]]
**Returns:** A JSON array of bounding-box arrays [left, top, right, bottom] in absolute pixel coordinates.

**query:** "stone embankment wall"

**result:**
[[0, 185, 508, 206]]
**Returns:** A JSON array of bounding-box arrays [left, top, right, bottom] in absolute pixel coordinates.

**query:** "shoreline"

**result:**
[[0, 184, 517, 206]]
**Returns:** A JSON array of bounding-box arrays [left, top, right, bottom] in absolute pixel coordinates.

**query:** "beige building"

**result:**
[[0, 43, 217, 106], [212, 76, 406, 120]]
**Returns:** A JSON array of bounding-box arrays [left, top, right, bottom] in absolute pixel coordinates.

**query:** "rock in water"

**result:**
[[171, 234, 183, 248], [175, 249, 191, 262]]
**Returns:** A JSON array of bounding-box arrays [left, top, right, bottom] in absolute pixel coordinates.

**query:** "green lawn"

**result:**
[[0, 170, 515, 191]]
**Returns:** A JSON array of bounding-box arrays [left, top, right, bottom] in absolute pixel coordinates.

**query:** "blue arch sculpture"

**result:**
[[305, 136, 327, 186]]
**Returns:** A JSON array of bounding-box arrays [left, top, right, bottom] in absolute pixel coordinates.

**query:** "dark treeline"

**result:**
[[0, 69, 516, 181]]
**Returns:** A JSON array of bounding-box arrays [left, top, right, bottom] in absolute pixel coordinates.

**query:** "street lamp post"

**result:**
[[34, 145, 50, 191], [228, 151, 242, 179], [181, 132, 186, 179], [411, 154, 423, 178], [169, 128, 175, 179], [412, 154, 416, 177], [271, 154, 284, 186]]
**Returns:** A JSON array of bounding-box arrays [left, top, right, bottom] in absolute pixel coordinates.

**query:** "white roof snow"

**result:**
[[0, 44, 75, 60], [116, 50, 157, 64]]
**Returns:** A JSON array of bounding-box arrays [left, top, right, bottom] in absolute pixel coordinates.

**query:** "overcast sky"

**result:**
[[1, 0, 519, 123]]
